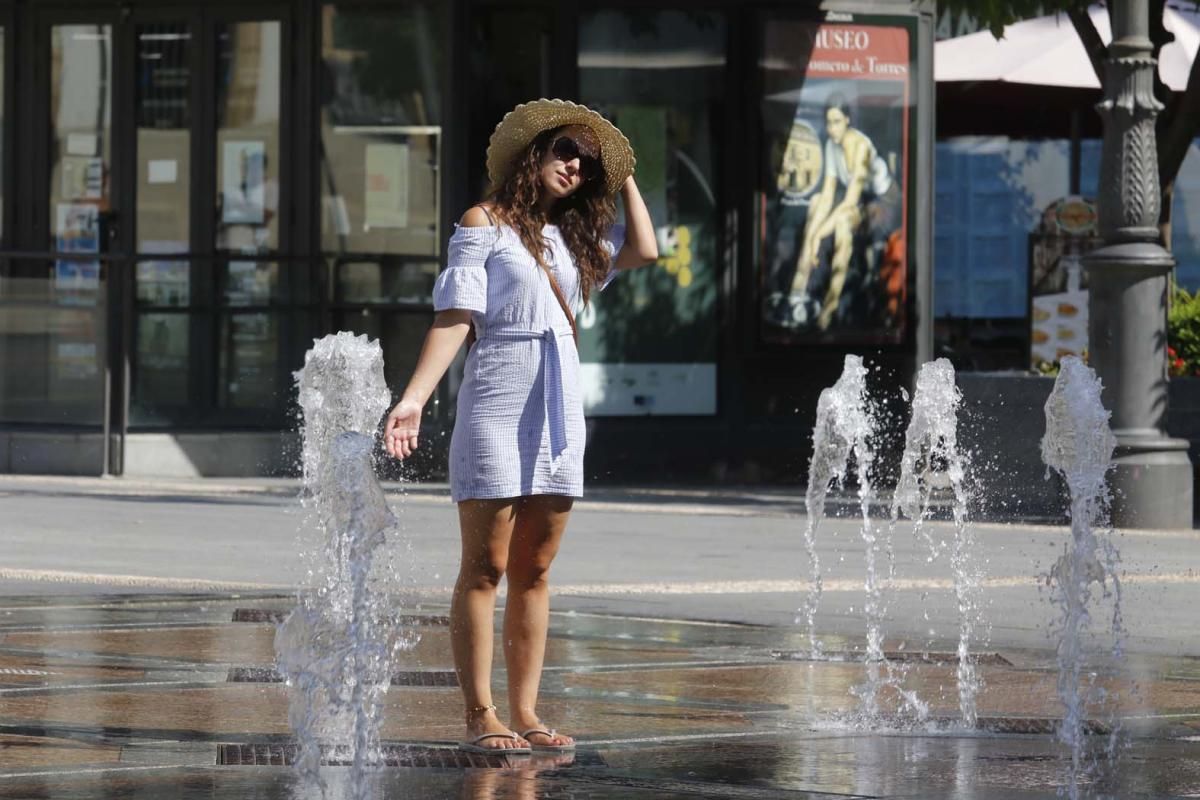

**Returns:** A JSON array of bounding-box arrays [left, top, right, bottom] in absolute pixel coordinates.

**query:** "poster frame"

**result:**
[[752, 10, 921, 352], [220, 139, 267, 225]]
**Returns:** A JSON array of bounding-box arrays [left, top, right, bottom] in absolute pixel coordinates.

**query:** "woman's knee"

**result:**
[[459, 556, 507, 591], [506, 554, 553, 591]]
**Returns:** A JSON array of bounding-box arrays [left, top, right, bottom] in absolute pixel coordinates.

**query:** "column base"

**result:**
[[1108, 435, 1193, 529]]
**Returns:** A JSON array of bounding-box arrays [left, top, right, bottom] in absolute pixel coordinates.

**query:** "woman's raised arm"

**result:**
[[614, 176, 659, 269]]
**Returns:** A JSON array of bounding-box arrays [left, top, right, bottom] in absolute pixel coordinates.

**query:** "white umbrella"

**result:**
[[936, 3, 1199, 91]]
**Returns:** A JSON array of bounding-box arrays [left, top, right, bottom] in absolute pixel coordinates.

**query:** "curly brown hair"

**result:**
[[486, 126, 617, 304]]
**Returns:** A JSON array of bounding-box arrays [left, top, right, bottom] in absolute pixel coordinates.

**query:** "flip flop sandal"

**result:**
[[519, 727, 576, 752], [458, 732, 532, 755]]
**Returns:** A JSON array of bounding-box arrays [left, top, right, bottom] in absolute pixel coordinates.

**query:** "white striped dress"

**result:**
[[432, 221, 625, 502]]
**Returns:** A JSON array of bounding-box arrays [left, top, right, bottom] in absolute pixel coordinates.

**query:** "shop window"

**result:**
[[0, 258, 108, 426], [217, 311, 279, 410], [0, 26, 5, 241], [215, 20, 282, 255], [578, 9, 724, 416], [933, 136, 1102, 371], [332, 308, 432, 398], [134, 312, 190, 419], [933, 136, 1200, 371], [331, 257, 437, 305], [1173, 140, 1200, 292], [136, 23, 191, 263], [318, 4, 446, 266], [0, 26, 114, 426], [465, 8, 551, 200], [317, 3, 446, 428], [131, 22, 194, 423]]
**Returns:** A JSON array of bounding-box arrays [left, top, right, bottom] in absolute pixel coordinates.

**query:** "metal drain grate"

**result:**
[[231, 609, 451, 626], [391, 670, 459, 687], [974, 717, 1110, 735], [217, 742, 604, 768], [227, 666, 284, 683], [217, 742, 505, 768], [226, 666, 459, 687], [218, 743, 295, 766], [773, 649, 1013, 666], [230, 609, 284, 624]]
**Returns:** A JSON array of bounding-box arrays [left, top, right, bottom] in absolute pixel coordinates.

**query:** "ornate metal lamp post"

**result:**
[[1084, 0, 1193, 528]]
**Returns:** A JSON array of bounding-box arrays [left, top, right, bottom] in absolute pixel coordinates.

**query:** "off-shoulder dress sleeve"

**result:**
[[598, 223, 627, 292], [433, 224, 495, 313]]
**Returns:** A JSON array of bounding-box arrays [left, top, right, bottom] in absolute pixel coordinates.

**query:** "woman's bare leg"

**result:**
[[452, 498, 528, 750], [503, 494, 575, 748], [818, 208, 861, 330]]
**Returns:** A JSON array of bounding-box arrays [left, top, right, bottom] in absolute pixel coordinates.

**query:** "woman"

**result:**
[[383, 99, 657, 754]]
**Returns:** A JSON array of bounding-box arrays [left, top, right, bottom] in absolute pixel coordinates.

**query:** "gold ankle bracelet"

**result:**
[[465, 703, 496, 720]]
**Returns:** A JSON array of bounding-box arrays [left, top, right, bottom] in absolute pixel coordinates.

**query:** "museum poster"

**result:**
[[760, 19, 912, 344]]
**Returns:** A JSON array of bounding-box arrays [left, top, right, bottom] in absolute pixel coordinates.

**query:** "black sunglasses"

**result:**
[[550, 136, 601, 181]]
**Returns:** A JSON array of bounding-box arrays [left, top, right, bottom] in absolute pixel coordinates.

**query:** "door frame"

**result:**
[[20, 2, 296, 474], [27, 8, 125, 474]]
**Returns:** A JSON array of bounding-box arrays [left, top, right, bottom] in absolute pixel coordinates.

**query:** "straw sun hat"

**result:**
[[486, 99, 636, 197]]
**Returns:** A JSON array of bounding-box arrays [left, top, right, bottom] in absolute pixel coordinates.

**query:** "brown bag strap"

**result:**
[[468, 204, 577, 346], [535, 259, 578, 346]]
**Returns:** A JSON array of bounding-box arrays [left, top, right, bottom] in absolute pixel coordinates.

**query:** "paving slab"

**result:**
[[3, 474, 1200, 797], [0, 594, 1198, 798]]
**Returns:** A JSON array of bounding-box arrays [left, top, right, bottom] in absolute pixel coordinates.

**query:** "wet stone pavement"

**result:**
[[1, 594, 1199, 798]]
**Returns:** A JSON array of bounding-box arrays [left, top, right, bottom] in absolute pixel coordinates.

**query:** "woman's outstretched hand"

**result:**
[[384, 399, 423, 459]]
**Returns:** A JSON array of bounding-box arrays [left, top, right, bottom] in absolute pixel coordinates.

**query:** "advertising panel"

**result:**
[[1029, 196, 1101, 369], [760, 19, 914, 344], [54, 203, 101, 299]]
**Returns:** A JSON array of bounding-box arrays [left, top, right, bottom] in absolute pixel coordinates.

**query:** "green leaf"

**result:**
[[938, 0, 1096, 40], [1168, 282, 1200, 375]]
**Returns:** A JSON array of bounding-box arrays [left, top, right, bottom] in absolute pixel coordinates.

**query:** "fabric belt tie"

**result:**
[[480, 326, 572, 474]]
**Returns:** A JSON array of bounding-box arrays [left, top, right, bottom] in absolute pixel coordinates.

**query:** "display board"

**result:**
[[759, 17, 915, 345]]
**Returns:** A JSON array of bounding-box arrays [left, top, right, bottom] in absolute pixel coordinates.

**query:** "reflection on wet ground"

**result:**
[[1, 593, 1199, 798]]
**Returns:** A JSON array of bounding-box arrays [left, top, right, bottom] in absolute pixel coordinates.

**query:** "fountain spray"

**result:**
[[801, 356, 870, 658], [803, 355, 915, 723], [891, 358, 982, 728], [277, 332, 416, 799], [1041, 355, 1124, 799]]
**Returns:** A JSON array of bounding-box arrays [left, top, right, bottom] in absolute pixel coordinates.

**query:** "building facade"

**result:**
[[0, 0, 935, 481]]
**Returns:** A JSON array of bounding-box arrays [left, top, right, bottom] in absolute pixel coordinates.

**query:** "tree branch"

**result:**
[[1148, 0, 1172, 60], [1147, 0, 1174, 104], [1067, 5, 1107, 85], [1159, 46, 1200, 187]]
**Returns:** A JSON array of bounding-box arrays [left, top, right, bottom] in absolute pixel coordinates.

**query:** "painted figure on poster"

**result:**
[[791, 94, 899, 331]]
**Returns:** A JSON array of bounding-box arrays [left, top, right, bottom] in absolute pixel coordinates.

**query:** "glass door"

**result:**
[[130, 6, 295, 429], [0, 13, 121, 475], [131, 13, 197, 426], [0, 4, 294, 473], [319, 2, 448, 396], [212, 15, 289, 418]]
